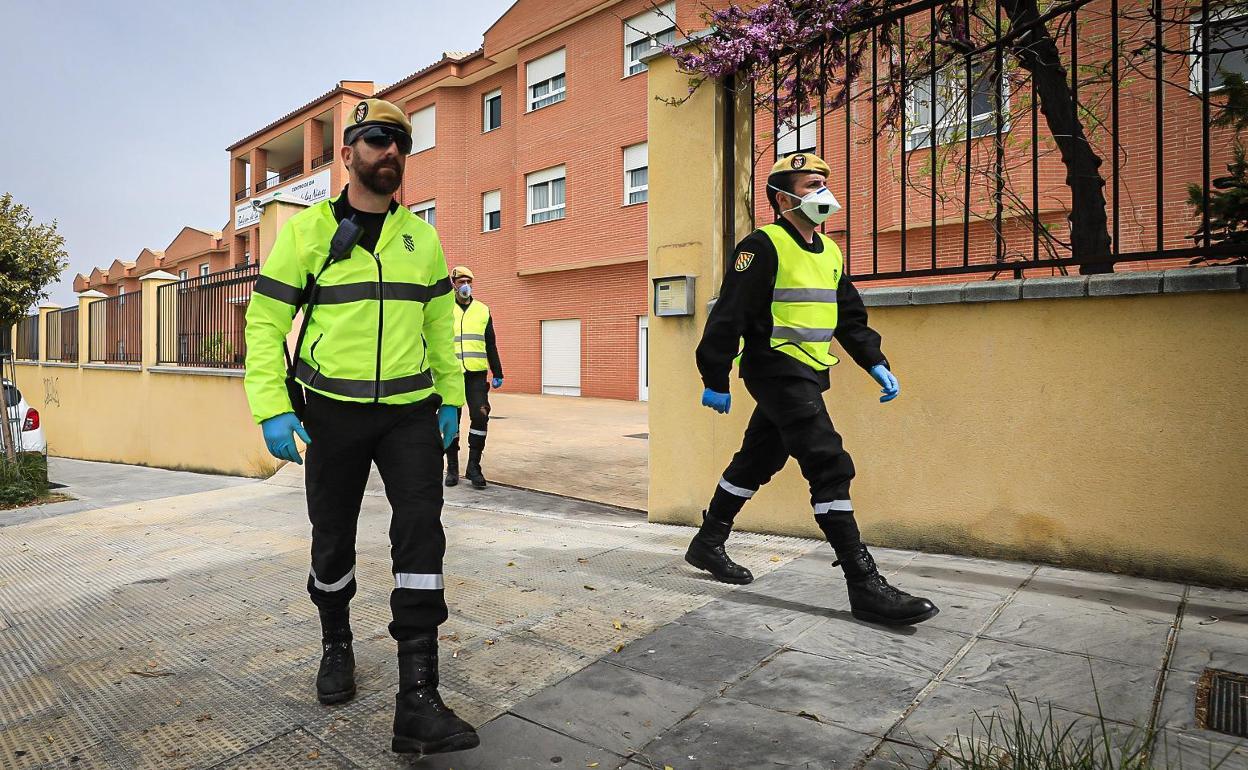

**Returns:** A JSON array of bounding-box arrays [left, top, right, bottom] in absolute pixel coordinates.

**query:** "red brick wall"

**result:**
[[391, 0, 665, 399]]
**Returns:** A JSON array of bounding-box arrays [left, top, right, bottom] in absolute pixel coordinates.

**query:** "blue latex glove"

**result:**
[[491, 377, 503, 389], [261, 412, 310, 464], [438, 405, 459, 449], [869, 364, 900, 403], [701, 388, 732, 414]]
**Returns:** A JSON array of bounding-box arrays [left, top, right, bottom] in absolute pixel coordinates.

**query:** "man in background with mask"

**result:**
[[686, 152, 939, 627], [445, 265, 504, 489]]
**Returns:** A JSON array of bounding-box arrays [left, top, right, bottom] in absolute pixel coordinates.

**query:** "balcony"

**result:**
[[311, 149, 335, 170], [233, 185, 250, 202], [254, 162, 304, 193]]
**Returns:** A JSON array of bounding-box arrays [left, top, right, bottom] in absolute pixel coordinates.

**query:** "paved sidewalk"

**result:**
[[0, 457, 256, 528], [446, 392, 648, 511], [0, 471, 1245, 768]]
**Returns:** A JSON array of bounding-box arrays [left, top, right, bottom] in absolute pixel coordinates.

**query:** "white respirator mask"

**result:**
[[457, 283, 472, 300], [770, 184, 842, 225]]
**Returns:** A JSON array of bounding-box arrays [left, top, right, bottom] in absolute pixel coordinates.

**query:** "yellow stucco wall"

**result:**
[[15, 361, 271, 477], [646, 54, 1248, 586]]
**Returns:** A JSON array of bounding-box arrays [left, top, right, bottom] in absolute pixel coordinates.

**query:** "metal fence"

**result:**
[[15, 314, 38, 361], [45, 307, 79, 363], [157, 264, 259, 369], [88, 292, 141, 364], [733, 0, 1239, 280]]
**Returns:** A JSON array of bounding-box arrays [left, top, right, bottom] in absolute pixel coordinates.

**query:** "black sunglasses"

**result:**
[[353, 125, 413, 154]]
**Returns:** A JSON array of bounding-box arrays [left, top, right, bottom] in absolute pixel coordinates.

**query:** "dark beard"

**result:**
[[355, 157, 403, 196]]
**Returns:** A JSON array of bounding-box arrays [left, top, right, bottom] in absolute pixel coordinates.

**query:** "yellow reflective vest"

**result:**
[[762, 223, 844, 371], [453, 300, 491, 373], [243, 195, 464, 423]]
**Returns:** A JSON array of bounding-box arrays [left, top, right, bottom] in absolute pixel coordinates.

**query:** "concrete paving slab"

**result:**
[[1154, 729, 1248, 770], [945, 638, 1158, 725], [679, 587, 832, 646], [408, 714, 626, 770], [901, 589, 1005, 637], [788, 615, 971, 678], [725, 649, 930, 736], [511, 660, 706, 756], [981, 598, 1175, 669], [890, 682, 1150, 759], [1169, 623, 1248, 676], [633, 696, 877, 770], [609, 622, 779, 693]]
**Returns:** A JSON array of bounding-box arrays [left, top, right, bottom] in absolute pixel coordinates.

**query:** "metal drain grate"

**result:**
[[1196, 668, 1248, 738]]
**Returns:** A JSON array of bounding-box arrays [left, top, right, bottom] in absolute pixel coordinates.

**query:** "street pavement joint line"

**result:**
[[1142, 583, 1190, 764], [202, 726, 362, 770], [854, 565, 1040, 769], [502, 706, 638, 761]]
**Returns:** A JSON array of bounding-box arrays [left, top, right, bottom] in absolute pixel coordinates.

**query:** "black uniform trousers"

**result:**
[[709, 376, 861, 547], [302, 390, 448, 640], [444, 371, 490, 470]]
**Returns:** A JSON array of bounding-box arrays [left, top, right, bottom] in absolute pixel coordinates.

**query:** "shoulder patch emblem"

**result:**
[[402, 233, 415, 252], [734, 251, 755, 272]]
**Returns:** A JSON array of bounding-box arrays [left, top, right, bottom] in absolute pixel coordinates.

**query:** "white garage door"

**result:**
[[541, 319, 581, 396]]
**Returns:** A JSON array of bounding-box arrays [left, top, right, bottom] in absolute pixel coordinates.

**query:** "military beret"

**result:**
[[343, 99, 413, 144], [451, 265, 475, 280], [769, 152, 831, 177]]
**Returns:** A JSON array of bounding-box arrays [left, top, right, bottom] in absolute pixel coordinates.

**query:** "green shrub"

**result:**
[[0, 452, 48, 507]]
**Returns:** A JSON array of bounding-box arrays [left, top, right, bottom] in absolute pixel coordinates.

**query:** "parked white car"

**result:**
[[2, 379, 46, 455]]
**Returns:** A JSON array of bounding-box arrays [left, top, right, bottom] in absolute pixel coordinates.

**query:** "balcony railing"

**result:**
[[255, 162, 306, 193], [234, 185, 250, 201], [311, 149, 335, 170]]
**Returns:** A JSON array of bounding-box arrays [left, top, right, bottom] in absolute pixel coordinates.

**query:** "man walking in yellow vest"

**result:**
[[445, 265, 504, 489], [688, 152, 939, 627]]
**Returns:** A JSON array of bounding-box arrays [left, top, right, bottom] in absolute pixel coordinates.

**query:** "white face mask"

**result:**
[[456, 283, 472, 300], [770, 184, 842, 225]]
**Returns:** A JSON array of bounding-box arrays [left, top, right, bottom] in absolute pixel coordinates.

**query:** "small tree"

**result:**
[[0, 193, 68, 460]]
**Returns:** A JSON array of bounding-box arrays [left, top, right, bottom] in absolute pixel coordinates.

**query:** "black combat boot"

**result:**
[[316, 609, 356, 705], [465, 451, 487, 490], [444, 464, 459, 487], [685, 511, 754, 584], [393, 634, 480, 756], [835, 544, 939, 626]]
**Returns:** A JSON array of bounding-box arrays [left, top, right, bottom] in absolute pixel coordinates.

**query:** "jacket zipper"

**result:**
[[372, 253, 384, 402], [309, 334, 324, 370]]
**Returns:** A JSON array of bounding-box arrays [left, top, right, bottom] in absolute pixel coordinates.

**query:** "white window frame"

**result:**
[[527, 49, 567, 111], [483, 89, 502, 132], [776, 113, 818, 158], [410, 105, 436, 154], [199, 263, 210, 277], [624, 2, 677, 77], [410, 200, 436, 226], [526, 166, 566, 224], [1190, 6, 1248, 94], [483, 190, 502, 232], [179, 269, 189, 281], [904, 60, 1010, 152], [623, 142, 649, 205]]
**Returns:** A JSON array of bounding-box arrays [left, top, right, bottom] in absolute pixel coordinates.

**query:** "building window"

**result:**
[[179, 269, 189, 281], [526, 49, 567, 111], [1190, 7, 1248, 94], [483, 190, 502, 232], [526, 166, 566, 224], [199, 263, 210, 277], [624, 143, 649, 205], [904, 61, 1009, 151], [483, 89, 502, 132], [410, 105, 436, 154], [410, 200, 436, 226], [776, 113, 818, 158], [624, 2, 677, 76]]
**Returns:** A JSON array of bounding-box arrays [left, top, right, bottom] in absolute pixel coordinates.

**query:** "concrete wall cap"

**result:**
[[37, 302, 63, 309], [860, 286, 911, 307], [963, 280, 1023, 302], [908, 283, 966, 305], [140, 270, 179, 281], [77, 290, 108, 298], [1087, 270, 1164, 296], [1162, 265, 1247, 294], [1022, 275, 1089, 299]]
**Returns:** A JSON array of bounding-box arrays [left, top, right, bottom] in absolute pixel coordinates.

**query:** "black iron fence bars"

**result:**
[[157, 264, 259, 369]]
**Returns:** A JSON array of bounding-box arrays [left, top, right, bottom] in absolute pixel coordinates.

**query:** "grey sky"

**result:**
[[1, 0, 517, 307]]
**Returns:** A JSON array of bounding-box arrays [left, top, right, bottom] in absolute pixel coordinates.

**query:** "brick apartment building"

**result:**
[[74, 0, 1231, 396]]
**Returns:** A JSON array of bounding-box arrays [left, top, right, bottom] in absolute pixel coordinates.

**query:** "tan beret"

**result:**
[[451, 265, 475, 280], [769, 152, 830, 177], [344, 99, 412, 142]]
